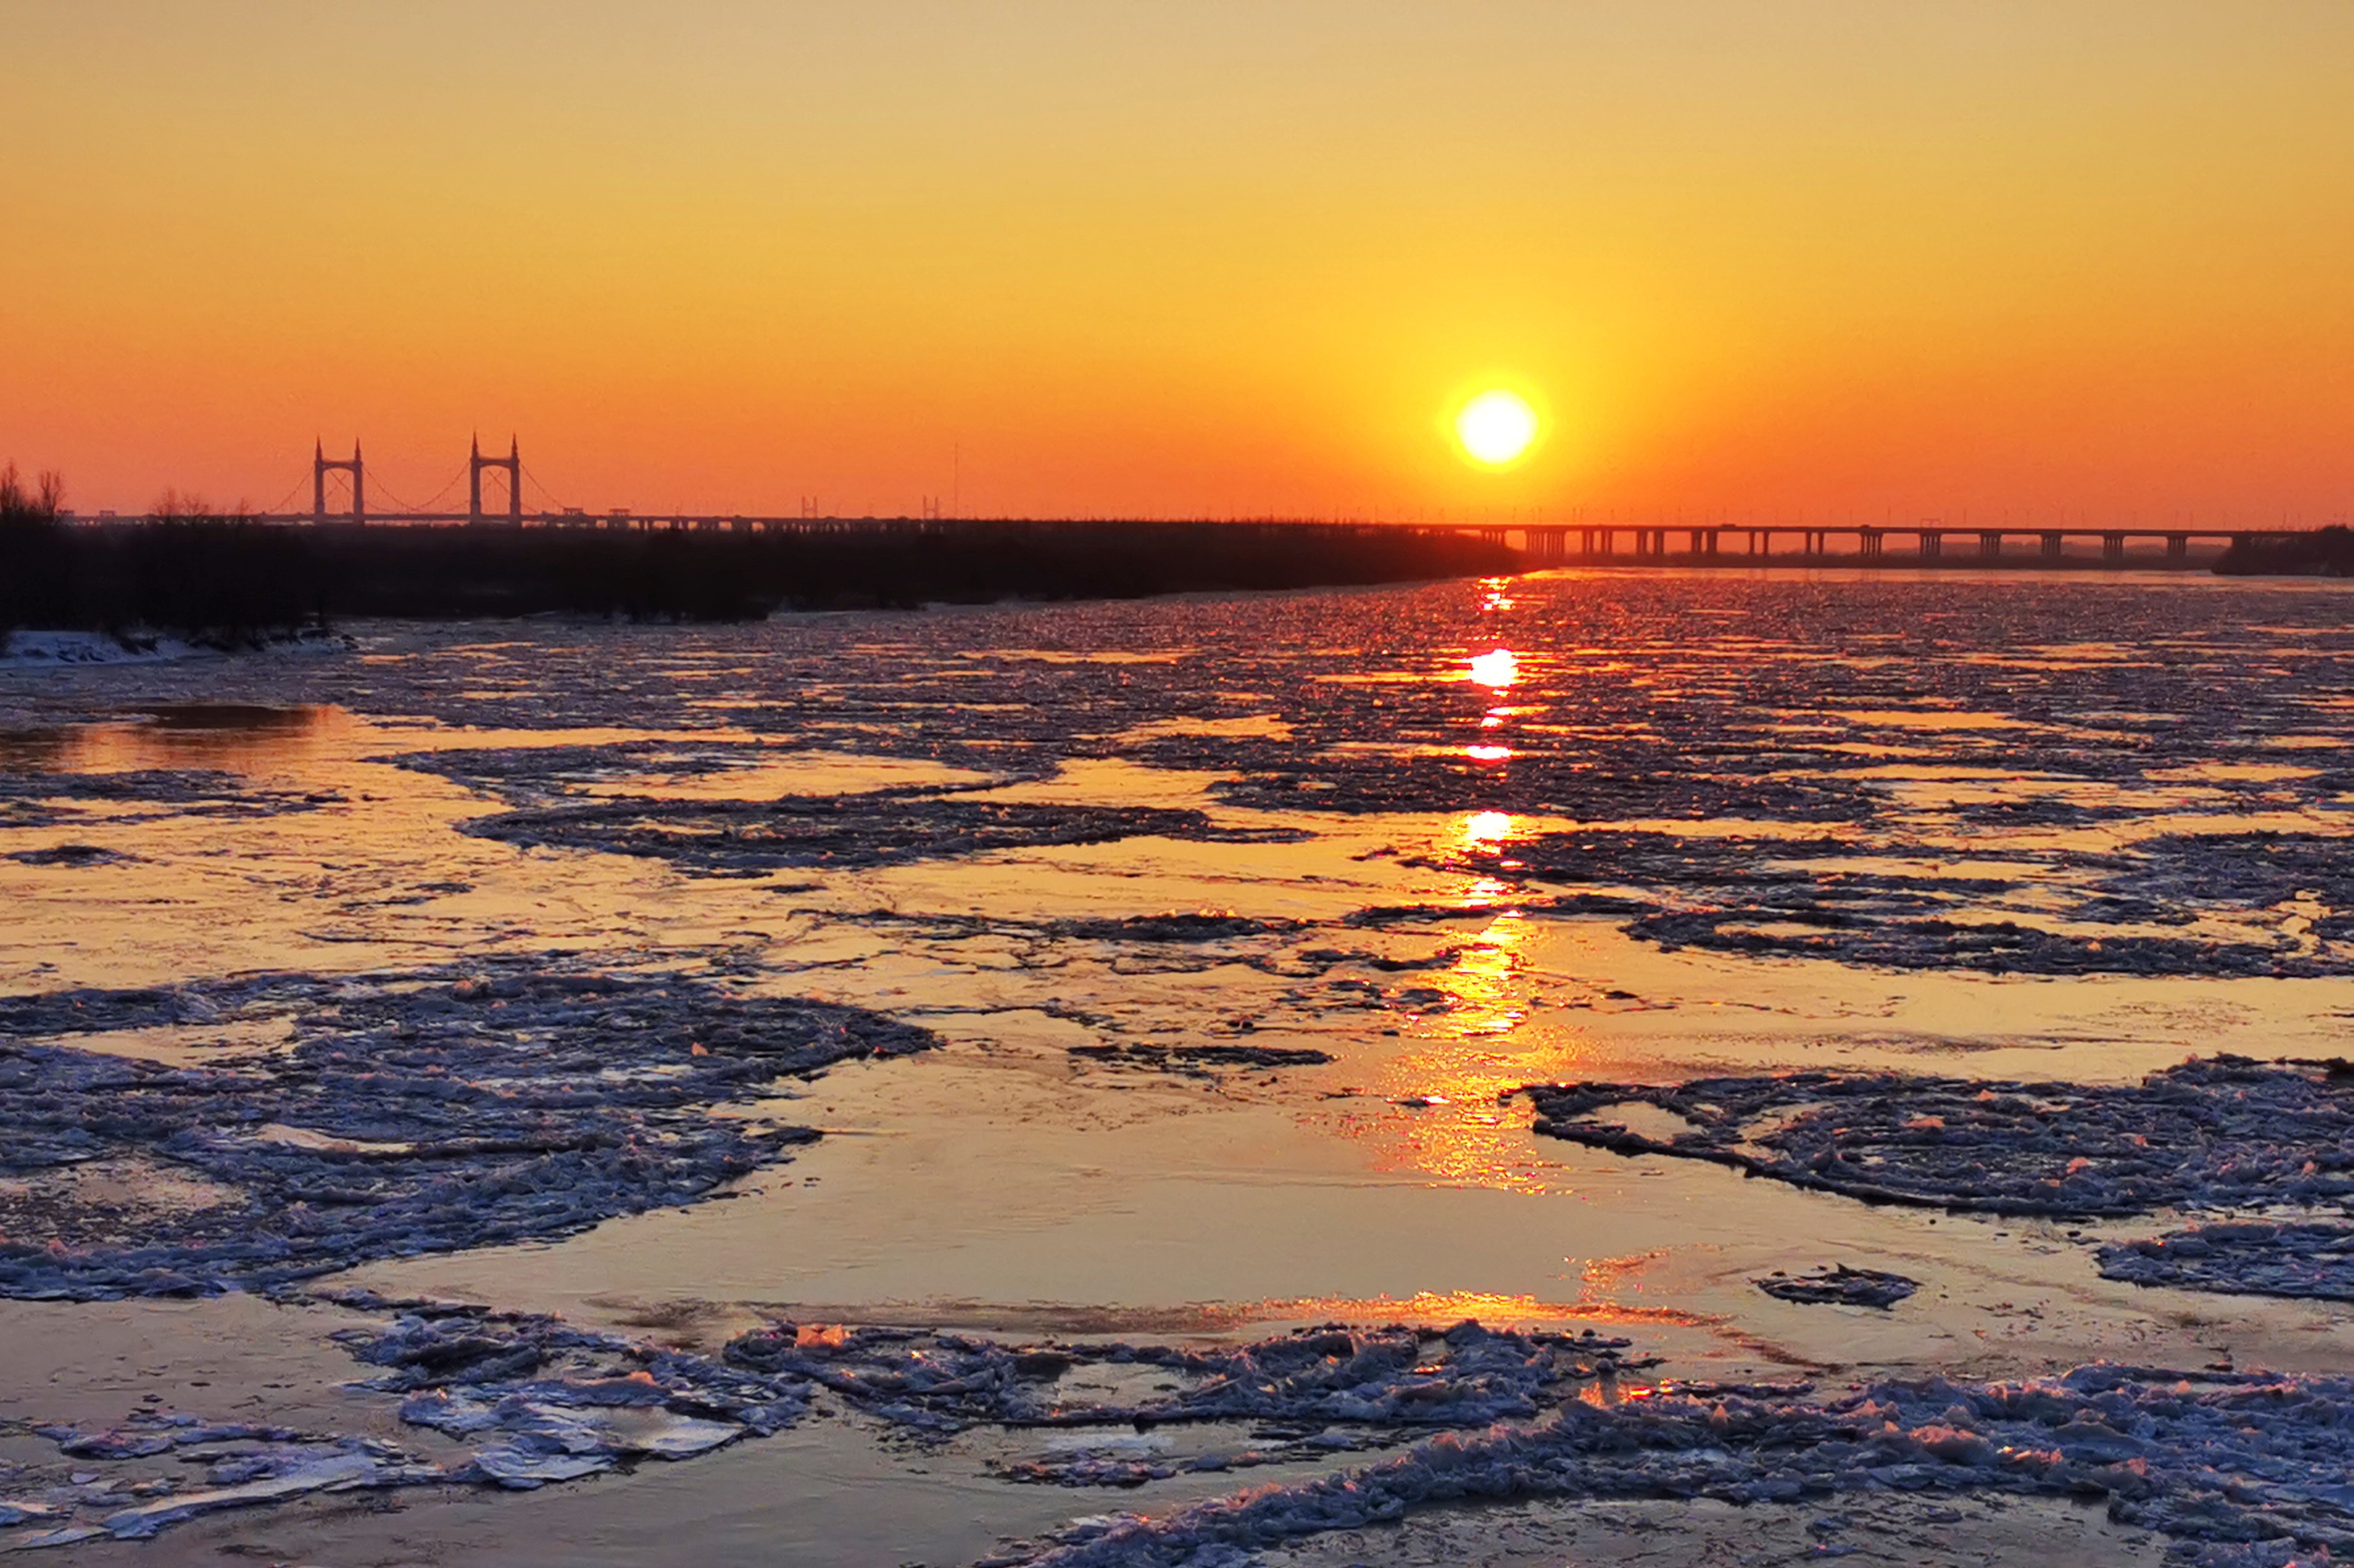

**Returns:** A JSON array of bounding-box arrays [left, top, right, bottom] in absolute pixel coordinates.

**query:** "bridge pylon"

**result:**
[[313, 439, 364, 525], [470, 435, 522, 526]]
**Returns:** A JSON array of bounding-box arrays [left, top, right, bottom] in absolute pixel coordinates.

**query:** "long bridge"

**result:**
[[60, 436, 2313, 568], [217, 514, 2275, 569], [1497, 521, 2259, 567]]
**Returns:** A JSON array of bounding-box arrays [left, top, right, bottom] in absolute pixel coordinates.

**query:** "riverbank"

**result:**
[[0, 518, 1519, 635]]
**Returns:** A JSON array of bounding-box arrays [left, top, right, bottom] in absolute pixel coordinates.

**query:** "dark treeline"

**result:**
[[315, 520, 1518, 620], [2214, 526, 2354, 577], [1, 470, 323, 644], [1, 471, 1519, 638]]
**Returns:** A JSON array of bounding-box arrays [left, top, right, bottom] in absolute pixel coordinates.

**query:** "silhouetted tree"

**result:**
[[0, 462, 71, 640]]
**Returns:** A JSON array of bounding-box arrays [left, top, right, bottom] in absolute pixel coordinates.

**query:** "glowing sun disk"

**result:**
[[1455, 390, 1539, 466]]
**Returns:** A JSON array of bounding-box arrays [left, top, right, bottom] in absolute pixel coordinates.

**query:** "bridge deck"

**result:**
[[54, 512, 2309, 568]]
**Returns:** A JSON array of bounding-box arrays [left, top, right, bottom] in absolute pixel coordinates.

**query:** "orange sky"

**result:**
[[3, 3, 2351, 522]]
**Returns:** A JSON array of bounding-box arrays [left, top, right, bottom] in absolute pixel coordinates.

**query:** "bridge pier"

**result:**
[[2103, 532, 2125, 566], [1979, 532, 2001, 559], [2167, 534, 2187, 563], [2042, 532, 2064, 561], [1919, 530, 1942, 560], [1860, 528, 1884, 560]]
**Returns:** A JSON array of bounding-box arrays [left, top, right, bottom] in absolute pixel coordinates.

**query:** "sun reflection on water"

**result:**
[[1331, 903, 1596, 1195], [1461, 810, 1515, 846], [1461, 874, 1511, 907], [0, 704, 345, 775], [1467, 648, 1519, 688], [1251, 1290, 1706, 1333]]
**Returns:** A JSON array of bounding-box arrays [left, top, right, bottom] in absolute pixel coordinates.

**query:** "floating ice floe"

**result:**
[[0, 765, 342, 831], [376, 739, 819, 803], [2097, 1221, 2354, 1303], [1, 1409, 444, 1542], [1067, 1042, 1335, 1073], [984, 1363, 2354, 1568], [1526, 1056, 2354, 1219], [0, 957, 936, 1300], [1753, 1265, 1920, 1308], [352, 1304, 1654, 1486], [462, 789, 1310, 876], [0, 1306, 1658, 1547], [1444, 826, 2354, 979], [1523, 1055, 2354, 1302], [725, 1315, 1648, 1438], [3, 843, 134, 867]]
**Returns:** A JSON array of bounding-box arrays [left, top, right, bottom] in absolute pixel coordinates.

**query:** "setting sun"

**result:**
[[1454, 391, 1540, 468]]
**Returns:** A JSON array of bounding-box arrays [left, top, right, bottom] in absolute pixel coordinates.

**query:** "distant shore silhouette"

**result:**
[[0, 466, 1519, 643]]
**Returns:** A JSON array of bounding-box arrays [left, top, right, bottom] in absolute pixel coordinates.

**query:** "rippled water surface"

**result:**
[[7, 569, 2354, 1565]]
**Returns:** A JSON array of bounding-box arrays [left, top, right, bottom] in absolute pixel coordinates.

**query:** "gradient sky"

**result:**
[[4, 2, 2351, 521]]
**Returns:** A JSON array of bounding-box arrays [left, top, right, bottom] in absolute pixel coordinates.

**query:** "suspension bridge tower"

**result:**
[[313, 439, 364, 525], [470, 435, 522, 526]]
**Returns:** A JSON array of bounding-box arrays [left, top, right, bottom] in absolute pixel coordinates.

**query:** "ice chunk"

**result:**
[[100, 1452, 386, 1539], [465, 1446, 615, 1490], [1753, 1265, 1919, 1308]]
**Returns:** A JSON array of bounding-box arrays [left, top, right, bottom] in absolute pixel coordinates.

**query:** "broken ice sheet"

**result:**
[[1524, 1055, 2354, 1304], [986, 1364, 2354, 1568], [0, 957, 936, 1300], [463, 791, 1308, 878]]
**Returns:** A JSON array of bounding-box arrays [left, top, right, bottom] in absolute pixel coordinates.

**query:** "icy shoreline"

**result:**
[[0, 627, 350, 667]]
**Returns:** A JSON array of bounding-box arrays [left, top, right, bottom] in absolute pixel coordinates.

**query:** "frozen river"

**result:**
[[6, 568, 2354, 1566]]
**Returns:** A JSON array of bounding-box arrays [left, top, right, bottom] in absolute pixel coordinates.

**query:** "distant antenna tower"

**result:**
[[313, 439, 364, 525], [470, 435, 522, 526]]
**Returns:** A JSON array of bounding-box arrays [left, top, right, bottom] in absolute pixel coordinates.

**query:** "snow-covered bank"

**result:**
[[0, 626, 350, 667]]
